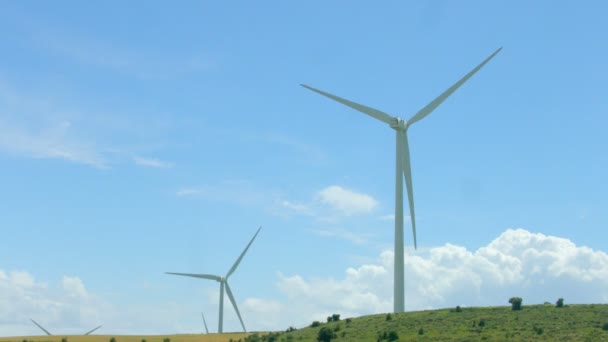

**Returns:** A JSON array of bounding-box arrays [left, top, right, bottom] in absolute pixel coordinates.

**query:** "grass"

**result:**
[[2, 304, 608, 341], [276, 304, 608, 341]]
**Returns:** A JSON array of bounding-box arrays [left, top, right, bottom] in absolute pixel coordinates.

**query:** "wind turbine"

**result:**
[[166, 226, 262, 333], [301, 48, 501, 313], [30, 319, 102, 335], [202, 312, 209, 334]]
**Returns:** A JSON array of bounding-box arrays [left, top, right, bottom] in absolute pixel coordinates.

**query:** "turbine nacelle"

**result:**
[[390, 118, 407, 131]]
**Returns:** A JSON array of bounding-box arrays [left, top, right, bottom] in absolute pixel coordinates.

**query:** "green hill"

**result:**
[[249, 304, 608, 341]]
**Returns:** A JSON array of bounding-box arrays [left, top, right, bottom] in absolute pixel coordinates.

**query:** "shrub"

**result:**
[[62, 338, 68, 342], [385, 313, 392, 321], [345, 318, 352, 324], [327, 316, 332, 323], [332, 313, 341, 322], [333, 324, 341, 332], [142, 339, 147, 342], [388, 331, 399, 341], [418, 328, 424, 335], [509, 297, 523, 311], [286, 326, 297, 332], [317, 327, 336, 342], [163, 338, 171, 342], [311, 320, 321, 327], [110, 338, 116, 342], [478, 319, 486, 327], [602, 323, 608, 331], [556, 298, 564, 308]]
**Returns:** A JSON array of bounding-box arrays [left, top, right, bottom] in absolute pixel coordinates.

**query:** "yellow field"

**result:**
[[0, 333, 253, 342]]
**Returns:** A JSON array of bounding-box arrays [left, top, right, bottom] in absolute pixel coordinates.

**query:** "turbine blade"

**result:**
[[226, 226, 262, 278], [30, 319, 52, 336], [224, 281, 246, 332], [407, 47, 502, 126], [301, 84, 394, 125], [84, 325, 102, 335], [401, 132, 417, 249], [202, 312, 209, 334], [165, 272, 222, 281]]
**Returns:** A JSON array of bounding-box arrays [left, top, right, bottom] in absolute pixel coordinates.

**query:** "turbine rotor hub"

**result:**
[[390, 118, 407, 131]]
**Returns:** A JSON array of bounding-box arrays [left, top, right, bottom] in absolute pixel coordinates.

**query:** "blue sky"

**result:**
[[1, 0, 607, 336]]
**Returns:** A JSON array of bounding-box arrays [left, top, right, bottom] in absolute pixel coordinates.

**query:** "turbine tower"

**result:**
[[202, 312, 209, 334], [30, 319, 102, 335], [166, 226, 262, 333], [301, 48, 501, 313]]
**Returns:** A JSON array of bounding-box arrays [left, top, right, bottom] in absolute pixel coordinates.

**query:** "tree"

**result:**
[[311, 321, 321, 327], [331, 314, 341, 322], [317, 327, 335, 342], [556, 298, 564, 308], [509, 297, 523, 311]]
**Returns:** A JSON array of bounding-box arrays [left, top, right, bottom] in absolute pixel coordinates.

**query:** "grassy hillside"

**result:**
[[271, 304, 608, 341], [2, 304, 608, 342]]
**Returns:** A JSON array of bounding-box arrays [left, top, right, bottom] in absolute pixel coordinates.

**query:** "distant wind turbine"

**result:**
[[202, 312, 209, 334], [166, 226, 262, 333], [301, 48, 501, 313], [30, 319, 102, 335]]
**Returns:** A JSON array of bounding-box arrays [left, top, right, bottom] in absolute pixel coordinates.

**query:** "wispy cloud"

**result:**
[[316, 185, 378, 216], [133, 156, 173, 169], [31, 27, 215, 79], [0, 119, 108, 168], [0, 81, 109, 168], [278, 185, 380, 221], [175, 180, 284, 211]]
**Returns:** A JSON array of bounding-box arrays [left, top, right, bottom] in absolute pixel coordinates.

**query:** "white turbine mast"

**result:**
[[30, 319, 102, 335], [301, 48, 501, 313], [166, 226, 262, 333]]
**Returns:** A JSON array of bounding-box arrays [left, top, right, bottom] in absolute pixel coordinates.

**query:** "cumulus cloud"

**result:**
[[0, 271, 106, 336], [3, 229, 608, 335], [242, 228, 608, 329]]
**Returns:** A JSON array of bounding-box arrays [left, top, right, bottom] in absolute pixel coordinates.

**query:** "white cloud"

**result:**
[[0, 81, 109, 168], [241, 228, 608, 330], [175, 180, 285, 215], [316, 186, 378, 216], [277, 185, 379, 222], [0, 119, 108, 168], [4, 229, 607, 335], [133, 156, 174, 169], [280, 200, 314, 216]]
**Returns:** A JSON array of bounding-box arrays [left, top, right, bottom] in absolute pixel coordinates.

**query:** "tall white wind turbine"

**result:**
[[166, 226, 262, 333], [301, 48, 501, 313]]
